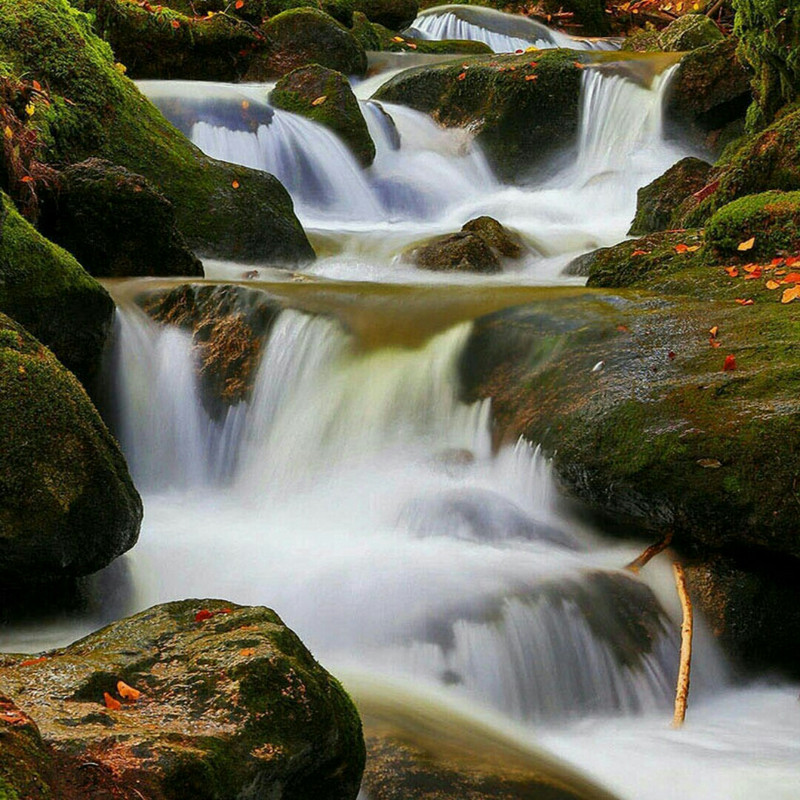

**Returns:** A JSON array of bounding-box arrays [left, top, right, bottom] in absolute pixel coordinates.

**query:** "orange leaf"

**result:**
[[775, 269, 787, 276], [407, 42, 417, 49], [391, 36, 404, 42], [311, 95, 327, 106], [674, 243, 689, 253], [734, 298, 754, 305], [631, 249, 647, 257], [785, 255, 800, 267], [239, 648, 256, 657], [722, 355, 736, 371], [19, 657, 46, 667], [771, 257, 784, 267], [781, 285, 800, 304], [781, 272, 800, 283], [709, 326, 718, 338], [32, 80, 42, 92], [104, 692, 122, 711], [737, 237, 755, 251], [616, 324, 629, 332], [574, 61, 584, 69], [171, 19, 180, 28], [231, 180, 240, 189], [744, 268, 763, 280], [235, 0, 244, 7], [117, 681, 141, 702], [195, 609, 214, 622], [766, 280, 780, 290], [724, 267, 739, 277], [524, 74, 538, 81], [20, 176, 33, 183], [457, 72, 467, 81], [709, 338, 721, 348]]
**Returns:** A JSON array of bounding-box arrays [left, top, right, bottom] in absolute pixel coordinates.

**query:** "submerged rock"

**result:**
[[628, 156, 711, 235], [0, 600, 366, 800], [248, 8, 368, 79], [0, 0, 314, 265], [0, 314, 142, 583], [39, 159, 203, 278], [0, 191, 114, 386], [374, 50, 589, 181], [271, 65, 376, 167], [462, 215, 525, 258]]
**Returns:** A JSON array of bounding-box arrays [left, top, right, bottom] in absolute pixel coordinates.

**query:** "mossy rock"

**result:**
[[151, 0, 356, 26], [73, 0, 262, 81], [0, 600, 366, 800], [407, 231, 502, 273], [352, 13, 492, 53], [665, 38, 752, 148], [247, 8, 368, 79], [620, 28, 662, 52], [659, 13, 723, 51], [271, 65, 376, 166], [0, 192, 113, 385], [39, 159, 203, 278], [353, 0, 419, 30], [629, 156, 711, 235], [705, 190, 800, 261], [0, 313, 142, 582], [374, 49, 589, 181], [0, 0, 314, 264]]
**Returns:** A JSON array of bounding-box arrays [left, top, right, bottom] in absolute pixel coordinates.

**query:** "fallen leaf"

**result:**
[[781, 272, 800, 283], [195, 609, 214, 622], [766, 280, 780, 290], [524, 74, 538, 81], [117, 681, 142, 701], [241, 100, 250, 110], [3, 126, 11, 140], [709, 338, 721, 348], [104, 692, 122, 711], [25, 102, 34, 117], [724, 267, 739, 277], [771, 257, 784, 267], [631, 249, 647, 257], [238, 624, 259, 631], [722, 354, 736, 371], [231, 180, 240, 189], [709, 326, 718, 337], [20, 175, 33, 183], [692, 180, 719, 201], [775, 269, 787, 276], [239, 648, 256, 657], [674, 243, 689, 253], [743, 263, 759, 273], [457, 72, 467, 81], [311, 95, 327, 106], [668, 351, 676, 360], [781, 285, 800, 304], [19, 657, 46, 667], [786, 255, 800, 267], [392, 36, 404, 42], [737, 236, 755, 251], [697, 458, 722, 468], [744, 267, 763, 280], [616, 324, 629, 332], [235, 0, 244, 7], [685, 245, 701, 252], [407, 42, 417, 49], [32, 80, 42, 92], [734, 298, 754, 305], [574, 61, 584, 69], [219, 608, 232, 614], [171, 19, 180, 28]]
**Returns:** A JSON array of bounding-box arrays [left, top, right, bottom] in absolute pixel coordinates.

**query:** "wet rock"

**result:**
[[141, 283, 283, 415], [462, 215, 525, 258], [0, 314, 142, 583], [665, 39, 752, 150], [355, 0, 419, 30], [39, 159, 203, 278], [659, 13, 724, 51], [247, 8, 368, 79], [0, 600, 366, 800], [628, 156, 711, 235], [374, 50, 589, 181], [408, 231, 502, 273], [271, 65, 376, 167], [0, 0, 314, 265], [352, 12, 492, 53], [0, 191, 114, 386]]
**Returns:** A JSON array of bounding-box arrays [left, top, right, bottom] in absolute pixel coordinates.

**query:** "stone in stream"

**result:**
[[0, 0, 314, 265], [0, 191, 114, 387], [38, 159, 203, 279], [270, 65, 376, 167], [0, 600, 365, 800], [0, 313, 142, 583]]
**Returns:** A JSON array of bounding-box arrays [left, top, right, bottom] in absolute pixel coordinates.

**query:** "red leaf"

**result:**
[[692, 180, 719, 202], [195, 609, 214, 622], [19, 657, 46, 667], [734, 298, 754, 305], [724, 267, 739, 277], [235, 0, 244, 7], [171, 19, 180, 28], [457, 72, 467, 81], [722, 355, 736, 372], [668, 351, 676, 360]]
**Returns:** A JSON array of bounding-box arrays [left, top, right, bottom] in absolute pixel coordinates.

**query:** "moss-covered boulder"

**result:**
[[354, 0, 419, 30], [352, 13, 492, 53], [462, 215, 525, 258], [733, 0, 800, 129], [247, 8, 368, 79], [73, 0, 263, 81], [0, 314, 142, 582], [665, 38, 752, 148], [0, 192, 113, 384], [140, 283, 283, 416], [0, 0, 314, 264], [408, 231, 502, 273], [271, 65, 376, 167], [0, 600, 366, 800], [628, 156, 711, 235], [705, 190, 800, 261], [374, 50, 589, 180], [39, 159, 203, 278], [659, 13, 724, 51]]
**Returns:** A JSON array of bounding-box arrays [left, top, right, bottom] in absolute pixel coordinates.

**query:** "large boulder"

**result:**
[[0, 191, 113, 385], [0, 599, 366, 800], [271, 65, 376, 167], [0, 0, 314, 264], [659, 13, 724, 51], [39, 159, 203, 278], [628, 156, 711, 235], [408, 231, 502, 273], [0, 314, 142, 582], [374, 50, 589, 181], [247, 8, 368, 79]]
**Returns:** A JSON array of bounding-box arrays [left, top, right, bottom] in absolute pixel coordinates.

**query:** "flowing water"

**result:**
[[5, 10, 800, 799]]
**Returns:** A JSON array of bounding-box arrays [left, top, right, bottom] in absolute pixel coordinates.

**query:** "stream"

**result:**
[[3, 7, 800, 799]]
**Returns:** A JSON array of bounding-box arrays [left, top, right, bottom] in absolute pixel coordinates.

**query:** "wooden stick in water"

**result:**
[[672, 561, 693, 728], [625, 530, 673, 574]]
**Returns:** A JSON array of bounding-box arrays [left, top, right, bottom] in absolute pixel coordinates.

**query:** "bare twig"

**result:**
[[625, 530, 674, 573], [672, 561, 693, 727]]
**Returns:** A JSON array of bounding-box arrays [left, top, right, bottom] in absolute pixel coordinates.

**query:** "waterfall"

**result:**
[[405, 4, 619, 52]]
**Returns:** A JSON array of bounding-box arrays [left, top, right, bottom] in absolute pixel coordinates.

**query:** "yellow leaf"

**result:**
[[766, 280, 780, 290], [117, 681, 142, 701], [240, 648, 256, 657], [3, 126, 12, 140], [311, 95, 327, 106], [686, 245, 701, 252], [114, 62, 127, 75], [781, 285, 800, 304], [231, 180, 240, 189], [737, 237, 755, 251], [392, 36, 404, 42], [25, 102, 35, 117], [709, 326, 718, 337]]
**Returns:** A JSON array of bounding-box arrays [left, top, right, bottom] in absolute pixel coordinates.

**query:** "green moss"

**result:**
[[354, 14, 492, 53], [0, 0, 313, 263], [659, 13, 724, 51], [705, 190, 800, 259]]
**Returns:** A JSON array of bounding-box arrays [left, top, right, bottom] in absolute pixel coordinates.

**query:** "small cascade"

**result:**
[[406, 4, 619, 52]]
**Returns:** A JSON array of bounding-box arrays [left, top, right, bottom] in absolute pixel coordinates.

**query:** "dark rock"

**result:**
[[563, 249, 598, 277], [271, 65, 376, 167], [462, 215, 525, 258], [355, 0, 419, 30], [39, 159, 203, 278], [374, 50, 588, 181], [540, 0, 609, 37], [0, 314, 141, 583], [409, 231, 502, 273], [247, 8, 368, 79], [628, 156, 711, 235], [0, 600, 365, 800], [0, 191, 114, 387]]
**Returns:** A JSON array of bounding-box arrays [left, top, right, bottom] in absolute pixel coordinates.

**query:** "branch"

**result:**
[[671, 561, 693, 728], [625, 530, 673, 574]]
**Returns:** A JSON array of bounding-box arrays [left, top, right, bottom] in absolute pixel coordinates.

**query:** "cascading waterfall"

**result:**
[[405, 4, 619, 52]]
